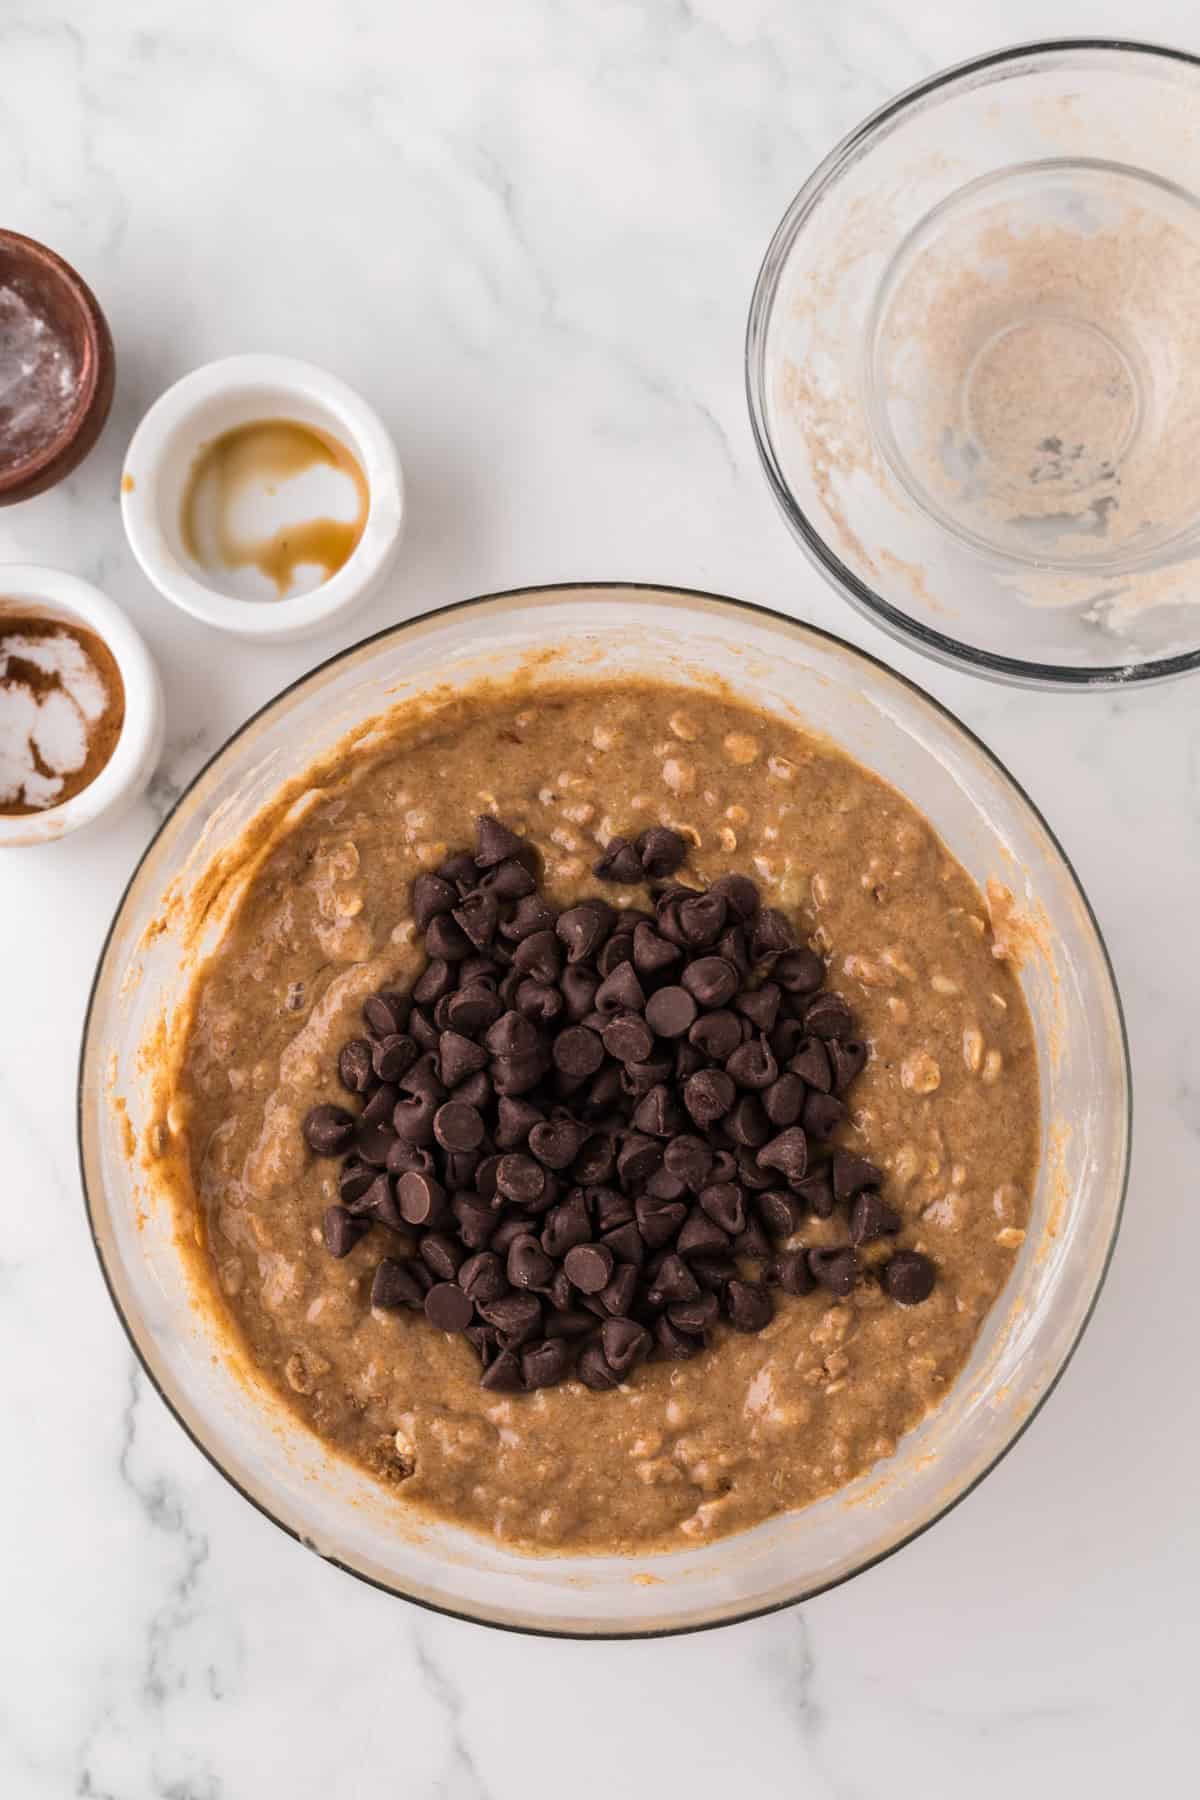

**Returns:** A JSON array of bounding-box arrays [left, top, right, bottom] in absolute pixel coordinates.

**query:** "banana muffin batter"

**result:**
[[159, 679, 1037, 1553]]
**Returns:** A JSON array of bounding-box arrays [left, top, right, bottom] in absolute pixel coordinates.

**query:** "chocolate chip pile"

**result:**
[[302, 817, 935, 1394]]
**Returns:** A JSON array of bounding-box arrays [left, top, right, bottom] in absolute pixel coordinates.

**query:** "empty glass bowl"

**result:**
[[79, 586, 1129, 1634], [747, 40, 1200, 687]]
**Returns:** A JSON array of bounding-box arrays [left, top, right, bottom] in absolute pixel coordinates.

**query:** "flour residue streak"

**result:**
[[0, 285, 80, 469]]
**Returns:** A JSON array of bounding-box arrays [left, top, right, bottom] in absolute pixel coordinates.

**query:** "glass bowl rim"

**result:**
[[745, 35, 1200, 692], [77, 580, 1132, 1637]]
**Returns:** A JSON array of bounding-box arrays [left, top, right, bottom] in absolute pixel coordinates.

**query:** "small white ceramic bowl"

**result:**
[[0, 564, 163, 847], [121, 355, 405, 643]]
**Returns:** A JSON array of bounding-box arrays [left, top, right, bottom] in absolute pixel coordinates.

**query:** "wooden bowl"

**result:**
[[0, 229, 115, 504]]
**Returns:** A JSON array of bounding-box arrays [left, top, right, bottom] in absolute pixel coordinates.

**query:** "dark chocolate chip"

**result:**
[[431, 1101, 484, 1153], [602, 1012, 655, 1064], [323, 1205, 369, 1258], [577, 1342, 621, 1389], [339, 1159, 375, 1205], [338, 1038, 376, 1094], [883, 1249, 936, 1304], [726, 1279, 773, 1332], [453, 891, 500, 950], [363, 991, 410, 1038], [601, 1316, 652, 1375], [688, 1009, 742, 1059], [771, 1249, 814, 1296], [494, 1095, 543, 1147], [600, 1224, 647, 1267], [495, 1153, 548, 1206], [620, 1055, 673, 1098], [507, 1233, 555, 1291], [594, 962, 645, 1015], [593, 837, 644, 883], [632, 922, 682, 977], [710, 872, 760, 921], [596, 934, 635, 977], [735, 1215, 773, 1259], [490, 1051, 545, 1096], [475, 815, 533, 868], [681, 956, 739, 1009], [439, 849, 481, 888], [616, 1132, 663, 1185], [808, 1245, 859, 1296], [654, 1316, 700, 1358], [644, 984, 697, 1039], [762, 1072, 806, 1128], [668, 1292, 719, 1335], [478, 1290, 543, 1346], [773, 948, 825, 994], [804, 992, 853, 1039], [735, 984, 781, 1032], [574, 1133, 617, 1184], [360, 1172, 405, 1231], [678, 891, 727, 947], [850, 1191, 902, 1246], [788, 1036, 834, 1087], [371, 1033, 418, 1083], [726, 1037, 778, 1090], [420, 1232, 465, 1281], [528, 1116, 583, 1170], [480, 1350, 525, 1391], [633, 1083, 683, 1138], [758, 1189, 804, 1239], [514, 979, 563, 1025], [458, 1250, 508, 1303], [683, 1068, 736, 1128], [447, 985, 504, 1036], [598, 1262, 639, 1315], [726, 1094, 770, 1149], [511, 929, 562, 983], [391, 1093, 438, 1148], [303, 1104, 356, 1156], [757, 1126, 809, 1184], [803, 1090, 846, 1139], [793, 1168, 836, 1219], [396, 1170, 447, 1227], [677, 1209, 731, 1256], [717, 924, 751, 974], [829, 1038, 868, 1091], [541, 1191, 593, 1258], [648, 1253, 700, 1303], [751, 908, 796, 961], [635, 1195, 688, 1249], [636, 826, 687, 877], [522, 1338, 571, 1389], [564, 1242, 615, 1294], [561, 965, 599, 1022], [645, 1166, 687, 1201], [591, 1185, 634, 1232], [552, 1025, 604, 1077], [371, 1257, 426, 1310], [480, 857, 537, 901], [411, 874, 458, 932], [664, 1133, 714, 1192], [699, 1182, 747, 1237], [501, 895, 558, 943], [425, 912, 472, 961], [438, 1031, 489, 1090], [556, 902, 612, 964], [358, 1118, 403, 1165], [545, 1309, 598, 1341], [832, 1150, 883, 1202]]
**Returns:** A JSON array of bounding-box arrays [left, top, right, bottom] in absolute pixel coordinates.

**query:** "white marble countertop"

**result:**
[[2, 2, 1197, 1792]]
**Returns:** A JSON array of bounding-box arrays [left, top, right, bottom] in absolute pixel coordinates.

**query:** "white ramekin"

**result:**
[[120, 354, 405, 643], [0, 565, 163, 847]]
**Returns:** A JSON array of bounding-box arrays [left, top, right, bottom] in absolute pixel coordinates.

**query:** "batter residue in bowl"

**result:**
[[155, 679, 1037, 1553]]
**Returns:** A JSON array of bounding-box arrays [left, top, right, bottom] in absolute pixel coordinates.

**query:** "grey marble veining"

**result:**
[[1, 1, 1197, 1793]]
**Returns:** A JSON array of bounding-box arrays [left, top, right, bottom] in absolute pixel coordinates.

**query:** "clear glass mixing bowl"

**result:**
[[78, 586, 1130, 1635], [747, 39, 1200, 688]]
